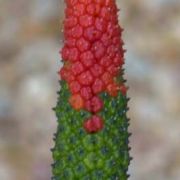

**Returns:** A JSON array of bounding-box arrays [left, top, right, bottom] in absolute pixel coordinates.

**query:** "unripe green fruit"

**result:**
[[52, 81, 131, 179]]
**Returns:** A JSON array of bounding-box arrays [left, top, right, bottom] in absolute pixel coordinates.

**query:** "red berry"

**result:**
[[107, 64, 119, 76], [76, 37, 90, 52], [59, 67, 67, 80], [92, 41, 105, 59], [95, 0, 104, 5], [69, 48, 80, 62], [107, 0, 116, 7], [66, 0, 78, 7], [95, 4, 101, 15], [79, 15, 94, 27], [69, 81, 81, 94], [86, 4, 96, 15], [100, 56, 111, 67], [77, 70, 93, 85], [112, 37, 121, 45], [61, 46, 69, 60], [113, 53, 124, 66], [80, 86, 93, 100], [65, 38, 76, 48], [71, 61, 84, 75], [100, 7, 111, 20], [62, 47, 79, 62], [92, 78, 105, 94], [79, 0, 91, 4], [65, 7, 73, 17], [113, 25, 121, 37], [101, 33, 112, 47], [107, 83, 119, 97], [83, 115, 104, 133], [80, 51, 95, 68], [69, 94, 84, 110], [101, 72, 113, 85], [64, 17, 78, 29], [91, 96, 103, 113], [71, 25, 83, 38], [84, 100, 92, 112], [66, 72, 75, 83], [119, 84, 128, 96], [92, 115, 104, 130], [73, 3, 85, 16], [84, 26, 101, 42], [95, 18, 107, 32], [107, 23, 121, 37], [90, 64, 104, 77], [107, 45, 117, 58], [59, 67, 75, 82]]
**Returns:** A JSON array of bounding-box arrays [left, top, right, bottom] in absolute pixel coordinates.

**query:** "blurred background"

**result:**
[[0, 0, 179, 179]]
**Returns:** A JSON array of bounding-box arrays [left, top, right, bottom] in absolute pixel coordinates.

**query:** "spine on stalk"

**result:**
[[52, 0, 131, 179]]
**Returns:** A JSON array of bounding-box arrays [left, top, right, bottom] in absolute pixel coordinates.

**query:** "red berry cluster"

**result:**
[[59, 0, 127, 133], [83, 115, 104, 133]]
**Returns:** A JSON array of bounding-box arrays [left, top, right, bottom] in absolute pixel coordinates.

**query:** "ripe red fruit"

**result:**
[[60, 0, 127, 120], [119, 84, 128, 96], [59, 67, 75, 82], [94, 0, 104, 5], [77, 70, 93, 85], [91, 96, 103, 113], [112, 37, 121, 45], [95, 18, 107, 32], [101, 72, 113, 85], [69, 94, 84, 110], [83, 115, 104, 133], [84, 26, 101, 42], [100, 6, 111, 20], [90, 64, 104, 77], [100, 56, 111, 67], [113, 53, 124, 66], [84, 100, 92, 112], [107, 65, 119, 76], [64, 17, 78, 29], [107, 83, 119, 97], [101, 33, 112, 47], [69, 81, 81, 94], [62, 47, 79, 62], [71, 25, 83, 38], [107, 45, 117, 58], [71, 61, 84, 75], [66, 0, 78, 7], [80, 86, 93, 100], [92, 78, 105, 94], [65, 37, 76, 48], [79, 15, 94, 27], [61, 46, 69, 60], [59, 67, 68, 80], [68, 48, 80, 62], [80, 51, 95, 68], [79, 0, 91, 5], [76, 37, 90, 52], [65, 7, 73, 17], [86, 4, 96, 15], [73, 3, 85, 16], [66, 73, 75, 83], [92, 41, 105, 59]]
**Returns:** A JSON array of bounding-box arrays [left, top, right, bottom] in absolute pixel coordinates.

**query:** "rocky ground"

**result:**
[[0, 0, 179, 180]]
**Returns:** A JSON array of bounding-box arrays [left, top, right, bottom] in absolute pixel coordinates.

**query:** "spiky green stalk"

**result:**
[[52, 79, 131, 179]]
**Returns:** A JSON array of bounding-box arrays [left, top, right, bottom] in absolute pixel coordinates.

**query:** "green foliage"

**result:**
[[52, 80, 131, 179]]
